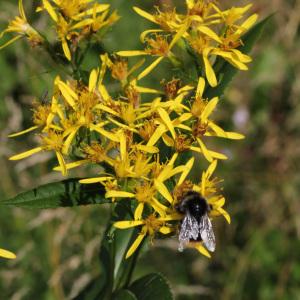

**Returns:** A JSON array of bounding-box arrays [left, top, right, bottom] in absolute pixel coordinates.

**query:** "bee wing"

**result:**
[[178, 212, 199, 251], [199, 214, 216, 252]]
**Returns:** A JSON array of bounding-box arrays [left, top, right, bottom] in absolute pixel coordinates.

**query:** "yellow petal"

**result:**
[[8, 126, 39, 137], [140, 29, 164, 43], [98, 84, 110, 101], [116, 50, 147, 57], [193, 243, 211, 258], [93, 104, 119, 116], [237, 14, 258, 35], [218, 207, 231, 224], [162, 133, 174, 147], [197, 138, 213, 162], [203, 48, 217, 87], [133, 6, 157, 23], [159, 226, 172, 234], [209, 150, 227, 160], [62, 38, 71, 61], [105, 191, 135, 198], [212, 49, 249, 70], [154, 180, 173, 203], [135, 85, 162, 94], [147, 124, 166, 147], [114, 220, 144, 229], [201, 97, 219, 121], [89, 68, 98, 92], [106, 117, 138, 133], [54, 160, 87, 171], [191, 146, 227, 160], [0, 248, 16, 259], [224, 131, 245, 139], [169, 21, 190, 50], [79, 176, 113, 184], [157, 107, 176, 139], [56, 151, 67, 176], [134, 203, 144, 220], [178, 157, 195, 186], [63, 127, 79, 155], [74, 4, 110, 19], [18, 0, 26, 20], [159, 165, 185, 182], [42, 0, 58, 22], [197, 26, 222, 43], [161, 213, 182, 221], [126, 229, 146, 259], [211, 197, 225, 208], [9, 147, 43, 160], [0, 35, 23, 50], [135, 144, 159, 153], [90, 125, 119, 142], [231, 49, 252, 63], [201, 173, 206, 196], [207, 121, 226, 137], [168, 152, 178, 166], [177, 85, 194, 94], [70, 18, 94, 30], [119, 131, 127, 161], [196, 77, 205, 98], [152, 197, 168, 216], [206, 160, 217, 179], [225, 55, 248, 71], [57, 80, 77, 108], [137, 57, 164, 81]]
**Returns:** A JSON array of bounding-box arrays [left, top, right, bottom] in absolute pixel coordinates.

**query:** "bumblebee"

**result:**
[[176, 191, 216, 252]]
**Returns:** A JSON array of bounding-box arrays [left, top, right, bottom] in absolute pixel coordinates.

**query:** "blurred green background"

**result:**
[[1, 1, 300, 299]]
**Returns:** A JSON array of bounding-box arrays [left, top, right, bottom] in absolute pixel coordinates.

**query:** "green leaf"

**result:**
[[204, 15, 273, 99], [0, 178, 108, 208], [129, 273, 174, 300], [113, 289, 138, 300]]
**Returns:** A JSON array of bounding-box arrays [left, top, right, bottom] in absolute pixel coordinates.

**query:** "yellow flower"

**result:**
[[133, 6, 182, 33], [0, 248, 16, 260], [53, 72, 113, 154], [152, 155, 194, 206], [187, 4, 257, 86], [39, 0, 113, 60], [184, 77, 244, 162], [0, 0, 43, 50], [8, 100, 52, 138], [9, 130, 67, 176], [114, 213, 178, 259], [186, 0, 216, 19], [117, 21, 190, 80], [106, 181, 168, 220]]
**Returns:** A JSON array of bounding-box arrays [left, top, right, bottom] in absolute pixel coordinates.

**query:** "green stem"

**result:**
[[103, 207, 116, 300], [115, 235, 146, 291], [123, 238, 144, 288]]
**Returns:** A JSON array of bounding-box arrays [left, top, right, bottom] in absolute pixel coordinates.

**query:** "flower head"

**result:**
[[0, 0, 43, 49]]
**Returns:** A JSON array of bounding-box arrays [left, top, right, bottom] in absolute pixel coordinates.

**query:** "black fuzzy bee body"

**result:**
[[176, 191, 216, 252]]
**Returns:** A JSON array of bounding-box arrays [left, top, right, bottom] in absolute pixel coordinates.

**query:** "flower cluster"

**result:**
[[4, 0, 257, 259], [118, 1, 257, 87], [0, 0, 118, 61]]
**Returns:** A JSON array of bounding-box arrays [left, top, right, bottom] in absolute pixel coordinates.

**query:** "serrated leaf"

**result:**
[[0, 178, 108, 208], [113, 289, 138, 300], [204, 15, 272, 99], [129, 273, 174, 300]]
